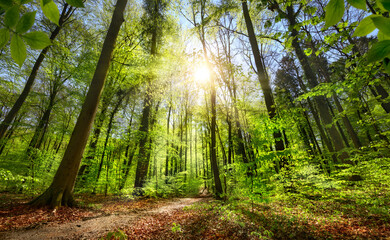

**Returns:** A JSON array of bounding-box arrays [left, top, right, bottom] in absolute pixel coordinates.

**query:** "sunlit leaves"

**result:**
[[353, 15, 376, 37], [366, 40, 390, 63], [304, 48, 312, 56], [347, 0, 366, 10], [10, 34, 26, 67], [23, 31, 51, 49], [4, 5, 19, 28], [371, 16, 390, 36], [65, 0, 84, 8], [325, 0, 344, 28], [40, 0, 60, 25], [16, 11, 36, 34], [0, 28, 10, 49]]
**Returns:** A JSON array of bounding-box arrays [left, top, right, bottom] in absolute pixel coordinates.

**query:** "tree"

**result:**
[[30, 0, 128, 207], [133, 0, 168, 191]]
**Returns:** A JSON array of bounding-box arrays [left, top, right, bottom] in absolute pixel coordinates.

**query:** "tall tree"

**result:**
[[134, 0, 167, 190], [190, 0, 223, 198], [241, 1, 287, 170], [30, 0, 128, 208]]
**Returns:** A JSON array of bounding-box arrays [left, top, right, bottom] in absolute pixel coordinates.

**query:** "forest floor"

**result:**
[[0, 193, 389, 239]]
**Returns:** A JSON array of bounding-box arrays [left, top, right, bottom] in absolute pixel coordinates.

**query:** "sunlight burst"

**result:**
[[194, 64, 211, 84]]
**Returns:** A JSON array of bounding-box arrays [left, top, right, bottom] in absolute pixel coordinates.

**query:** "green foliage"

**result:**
[[346, 0, 366, 10], [40, 0, 60, 25], [171, 222, 181, 233], [102, 229, 127, 240], [4, 5, 19, 28], [23, 31, 51, 49], [16, 11, 36, 34], [0, 0, 13, 8], [366, 40, 390, 63], [65, 0, 84, 8], [0, 28, 10, 49], [371, 16, 390, 37], [353, 15, 376, 37], [324, 0, 344, 28], [324, 0, 390, 71], [143, 173, 202, 198], [10, 34, 26, 67], [378, 0, 390, 11]]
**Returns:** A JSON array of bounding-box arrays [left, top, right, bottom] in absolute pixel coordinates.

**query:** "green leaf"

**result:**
[[384, 58, 390, 74], [366, 40, 390, 63], [0, 0, 13, 9], [23, 31, 51, 49], [65, 0, 84, 8], [0, 28, 10, 49], [16, 11, 36, 34], [40, 0, 60, 25], [378, 31, 390, 41], [304, 48, 312, 56], [4, 5, 19, 28], [325, 0, 345, 28], [41, 0, 52, 5], [347, 0, 366, 10], [353, 15, 376, 37], [264, 20, 272, 29], [378, 0, 390, 12], [371, 16, 390, 36], [10, 34, 26, 67], [21, 0, 34, 3]]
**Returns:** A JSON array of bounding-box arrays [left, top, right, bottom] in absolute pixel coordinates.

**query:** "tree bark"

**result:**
[[210, 72, 223, 198], [134, 90, 152, 189], [165, 104, 171, 177]]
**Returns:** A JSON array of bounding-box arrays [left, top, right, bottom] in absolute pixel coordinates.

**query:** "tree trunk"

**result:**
[[242, 1, 286, 161], [184, 105, 188, 181], [0, 113, 24, 155], [210, 73, 223, 198], [30, 0, 127, 208], [94, 92, 125, 192], [325, 99, 350, 148], [195, 126, 198, 178], [133, 3, 161, 188], [119, 143, 138, 190], [285, 5, 348, 161], [27, 90, 57, 158], [77, 94, 111, 181], [309, 39, 363, 149], [165, 104, 171, 177], [134, 91, 152, 189]]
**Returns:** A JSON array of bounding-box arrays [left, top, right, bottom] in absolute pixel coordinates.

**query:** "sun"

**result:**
[[194, 64, 211, 84]]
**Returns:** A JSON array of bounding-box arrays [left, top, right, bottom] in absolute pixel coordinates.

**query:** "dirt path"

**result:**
[[0, 198, 203, 240]]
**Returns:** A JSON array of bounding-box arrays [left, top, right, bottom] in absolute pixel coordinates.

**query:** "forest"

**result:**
[[0, 0, 390, 239]]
